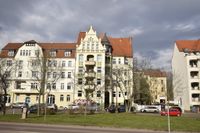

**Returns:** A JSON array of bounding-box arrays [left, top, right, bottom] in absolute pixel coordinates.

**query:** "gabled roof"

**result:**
[[176, 40, 200, 52], [76, 31, 133, 57], [144, 70, 167, 78], [76, 32, 86, 44], [108, 37, 133, 57], [2, 43, 23, 50], [40, 43, 76, 58]]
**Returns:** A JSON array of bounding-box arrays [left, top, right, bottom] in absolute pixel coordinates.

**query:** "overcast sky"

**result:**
[[0, 0, 200, 71]]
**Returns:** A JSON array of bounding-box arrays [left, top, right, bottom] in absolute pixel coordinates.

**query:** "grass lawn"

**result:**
[[0, 113, 200, 132]]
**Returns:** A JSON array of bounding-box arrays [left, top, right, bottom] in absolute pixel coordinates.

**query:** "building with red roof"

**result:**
[[172, 40, 200, 111], [0, 26, 133, 109]]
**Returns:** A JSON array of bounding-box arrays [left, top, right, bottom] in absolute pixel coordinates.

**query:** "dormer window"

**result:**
[[8, 50, 15, 57], [64, 50, 71, 57], [50, 50, 57, 57]]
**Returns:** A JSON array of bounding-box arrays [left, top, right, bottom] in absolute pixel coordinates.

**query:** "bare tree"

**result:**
[[28, 49, 63, 116], [0, 58, 17, 115]]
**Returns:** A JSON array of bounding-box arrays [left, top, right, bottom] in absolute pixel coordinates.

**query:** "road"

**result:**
[[0, 122, 172, 133]]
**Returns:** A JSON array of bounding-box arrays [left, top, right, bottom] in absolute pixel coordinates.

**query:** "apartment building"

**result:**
[[172, 40, 200, 111], [144, 70, 167, 104], [0, 26, 133, 108]]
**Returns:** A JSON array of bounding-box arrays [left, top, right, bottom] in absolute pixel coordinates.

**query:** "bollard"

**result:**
[[21, 107, 27, 119]]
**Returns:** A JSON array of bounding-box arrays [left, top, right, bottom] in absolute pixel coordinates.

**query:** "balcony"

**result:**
[[190, 71, 199, 79], [85, 71, 96, 78], [191, 94, 200, 104], [189, 60, 198, 68], [85, 61, 95, 66]]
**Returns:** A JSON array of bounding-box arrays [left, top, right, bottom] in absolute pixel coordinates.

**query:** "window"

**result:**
[[8, 50, 15, 56], [61, 83, 64, 90], [47, 72, 51, 78], [64, 51, 71, 57], [78, 91, 82, 97], [79, 67, 84, 73], [53, 60, 57, 67], [16, 81, 21, 89], [161, 87, 164, 92], [61, 72, 65, 78], [68, 61, 72, 67], [19, 60, 23, 68], [97, 55, 102, 61], [112, 58, 116, 64], [5, 71, 10, 77], [119, 92, 121, 97], [62, 61, 66, 67], [67, 83, 71, 90], [35, 50, 39, 56], [92, 44, 94, 50], [50, 50, 56, 57], [66, 95, 70, 102], [113, 91, 116, 97], [32, 71, 38, 78], [26, 50, 28, 56], [97, 67, 101, 73], [97, 79, 101, 85], [36, 95, 39, 102], [79, 54, 83, 61], [18, 71, 22, 77], [47, 83, 51, 89], [78, 78, 82, 85], [118, 58, 121, 64], [60, 95, 64, 102], [97, 91, 101, 97], [31, 83, 38, 89], [7, 60, 12, 66], [67, 72, 72, 78], [53, 72, 57, 78], [124, 92, 127, 96], [20, 50, 22, 56], [16, 94, 19, 102], [52, 83, 56, 90]]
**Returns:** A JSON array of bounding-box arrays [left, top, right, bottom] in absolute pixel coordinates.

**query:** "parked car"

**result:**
[[86, 104, 99, 111], [118, 105, 126, 113], [140, 106, 159, 113], [108, 104, 116, 113], [160, 108, 182, 116], [11, 102, 28, 109], [47, 104, 58, 111], [65, 104, 79, 110], [170, 106, 182, 113], [29, 103, 57, 114]]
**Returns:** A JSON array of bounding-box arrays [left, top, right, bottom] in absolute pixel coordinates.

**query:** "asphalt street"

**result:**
[[0, 122, 173, 133]]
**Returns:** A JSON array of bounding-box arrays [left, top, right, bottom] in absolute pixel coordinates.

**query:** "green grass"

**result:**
[[0, 113, 200, 132]]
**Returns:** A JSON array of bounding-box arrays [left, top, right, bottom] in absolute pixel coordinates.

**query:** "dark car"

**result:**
[[108, 104, 116, 113], [118, 105, 126, 113], [29, 103, 57, 114]]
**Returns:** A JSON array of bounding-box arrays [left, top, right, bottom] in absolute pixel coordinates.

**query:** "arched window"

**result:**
[[47, 95, 55, 104]]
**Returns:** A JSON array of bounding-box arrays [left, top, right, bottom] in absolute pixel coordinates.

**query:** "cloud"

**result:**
[[0, 0, 200, 70]]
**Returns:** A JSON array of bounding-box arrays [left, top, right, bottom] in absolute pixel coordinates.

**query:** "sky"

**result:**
[[0, 0, 200, 71]]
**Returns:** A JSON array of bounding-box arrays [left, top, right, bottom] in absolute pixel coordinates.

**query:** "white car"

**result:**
[[140, 106, 159, 113], [65, 104, 79, 110]]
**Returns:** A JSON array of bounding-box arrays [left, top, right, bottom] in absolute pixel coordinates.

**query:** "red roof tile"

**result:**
[[108, 37, 133, 57], [176, 40, 200, 52], [144, 70, 167, 77]]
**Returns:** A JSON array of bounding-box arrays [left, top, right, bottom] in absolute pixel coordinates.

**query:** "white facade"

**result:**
[[172, 42, 200, 111], [0, 26, 133, 109]]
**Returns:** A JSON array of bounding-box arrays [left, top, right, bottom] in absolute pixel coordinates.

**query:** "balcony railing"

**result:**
[[85, 61, 95, 66], [85, 72, 96, 77]]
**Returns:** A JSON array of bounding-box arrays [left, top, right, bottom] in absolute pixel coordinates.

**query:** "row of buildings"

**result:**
[[0, 26, 167, 109]]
